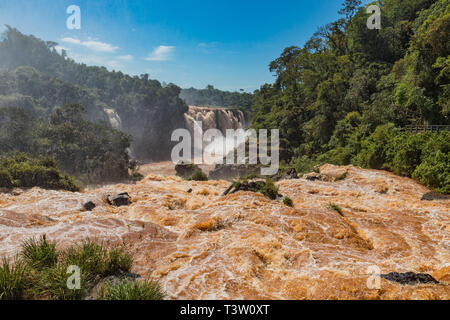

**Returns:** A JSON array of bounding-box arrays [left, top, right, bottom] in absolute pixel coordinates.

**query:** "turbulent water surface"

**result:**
[[0, 164, 449, 299]]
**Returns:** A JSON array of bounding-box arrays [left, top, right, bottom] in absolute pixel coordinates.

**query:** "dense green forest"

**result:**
[[0, 26, 189, 186], [180, 85, 254, 115], [0, 26, 188, 162], [250, 0, 449, 193]]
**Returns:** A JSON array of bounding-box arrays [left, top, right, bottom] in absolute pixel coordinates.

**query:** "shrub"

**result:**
[[61, 241, 132, 278], [0, 169, 13, 188], [412, 151, 450, 194], [260, 179, 279, 200], [21, 235, 58, 270], [187, 170, 208, 181], [0, 153, 80, 191], [283, 196, 294, 207], [96, 279, 165, 300], [327, 203, 344, 217], [335, 171, 348, 181], [32, 263, 88, 300], [0, 259, 28, 300]]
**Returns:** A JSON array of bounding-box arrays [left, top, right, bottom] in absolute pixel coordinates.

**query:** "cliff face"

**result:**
[[0, 164, 449, 300]]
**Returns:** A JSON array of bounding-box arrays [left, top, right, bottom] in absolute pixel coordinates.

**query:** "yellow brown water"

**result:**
[[0, 164, 449, 299]]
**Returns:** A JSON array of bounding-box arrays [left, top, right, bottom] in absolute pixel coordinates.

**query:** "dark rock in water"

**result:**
[[83, 201, 96, 211], [107, 192, 131, 207], [186, 188, 193, 193], [175, 161, 201, 179], [305, 174, 321, 181], [269, 167, 298, 181], [421, 192, 450, 201], [380, 272, 439, 285], [284, 168, 298, 180]]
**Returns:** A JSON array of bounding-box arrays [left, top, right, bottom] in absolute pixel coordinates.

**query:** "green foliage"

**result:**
[[328, 203, 344, 217], [251, 0, 449, 193], [283, 196, 294, 207], [96, 279, 165, 300], [413, 151, 450, 194], [187, 170, 208, 181], [0, 153, 80, 191], [0, 26, 188, 165], [260, 179, 279, 200], [33, 263, 88, 300], [61, 241, 132, 278], [8, 235, 138, 300], [21, 235, 58, 270], [335, 171, 348, 181], [0, 259, 28, 300], [180, 85, 254, 117]]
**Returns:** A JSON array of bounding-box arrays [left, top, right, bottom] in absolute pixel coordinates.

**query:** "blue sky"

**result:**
[[0, 0, 349, 91]]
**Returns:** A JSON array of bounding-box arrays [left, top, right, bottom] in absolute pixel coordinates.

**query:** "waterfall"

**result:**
[[104, 108, 122, 130], [184, 106, 246, 160]]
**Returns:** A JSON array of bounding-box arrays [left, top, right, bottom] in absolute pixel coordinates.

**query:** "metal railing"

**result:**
[[404, 125, 450, 134]]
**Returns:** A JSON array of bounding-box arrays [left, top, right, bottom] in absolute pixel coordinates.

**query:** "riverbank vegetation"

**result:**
[[250, 0, 449, 193], [0, 235, 164, 300]]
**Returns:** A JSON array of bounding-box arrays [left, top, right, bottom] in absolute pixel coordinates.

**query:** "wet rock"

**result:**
[[209, 164, 260, 181], [269, 167, 298, 181], [83, 201, 96, 211], [380, 272, 440, 285], [175, 161, 201, 179], [303, 172, 333, 182], [304, 173, 321, 181], [284, 168, 298, 180], [107, 192, 131, 207], [421, 192, 450, 201], [186, 188, 193, 193]]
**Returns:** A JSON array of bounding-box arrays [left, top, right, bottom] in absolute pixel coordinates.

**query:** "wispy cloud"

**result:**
[[60, 37, 118, 52], [60, 37, 81, 45], [198, 42, 219, 48], [117, 54, 133, 61], [145, 46, 175, 61]]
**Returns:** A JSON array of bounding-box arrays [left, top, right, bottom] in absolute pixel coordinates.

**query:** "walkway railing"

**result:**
[[404, 125, 450, 134]]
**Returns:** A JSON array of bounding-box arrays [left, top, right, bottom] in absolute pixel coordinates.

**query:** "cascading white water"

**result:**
[[184, 106, 247, 161], [104, 108, 122, 129]]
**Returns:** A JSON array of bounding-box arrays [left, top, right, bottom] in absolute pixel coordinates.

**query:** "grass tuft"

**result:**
[[96, 279, 165, 300], [187, 170, 208, 181], [0, 258, 28, 300], [21, 235, 58, 270], [327, 203, 344, 217], [283, 196, 294, 207]]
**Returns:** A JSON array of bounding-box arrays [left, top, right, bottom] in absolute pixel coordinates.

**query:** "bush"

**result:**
[[0, 259, 28, 300], [96, 279, 165, 300], [260, 179, 279, 200], [0, 153, 80, 191], [335, 171, 348, 181], [413, 151, 450, 194], [61, 241, 132, 278], [327, 203, 344, 217], [283, 196, 294, 207], [21, 235, 58, 270], [32, 263, 88, 300], [187, 170, 208, 181], [0, 169, 13, 188]]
